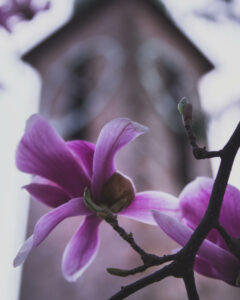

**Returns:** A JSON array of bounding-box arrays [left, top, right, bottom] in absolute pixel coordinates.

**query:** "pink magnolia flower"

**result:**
[[152, 177, 240, 286], [14, 114, 178, 281]]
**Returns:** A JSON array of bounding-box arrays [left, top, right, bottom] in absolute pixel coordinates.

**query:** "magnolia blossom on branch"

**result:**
[[13, 115, 179, 281], [152, 177, 240, 286]]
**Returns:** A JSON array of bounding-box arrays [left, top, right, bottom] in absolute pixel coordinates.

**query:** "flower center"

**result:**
[[100, 172, 135, 213]]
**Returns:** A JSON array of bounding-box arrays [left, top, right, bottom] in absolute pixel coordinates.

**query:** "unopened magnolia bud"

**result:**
[[101, 172, 135, 213], [178, 97, 192, 125], [111, 198, 128, 213]]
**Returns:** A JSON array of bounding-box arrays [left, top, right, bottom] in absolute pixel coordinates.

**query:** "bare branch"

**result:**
[[108, 98, 240, 299], [183, 269, 199, 300], [107, 253, 176, 277]]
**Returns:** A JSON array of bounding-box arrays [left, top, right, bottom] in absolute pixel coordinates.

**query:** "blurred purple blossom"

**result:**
[[152, 177, 240, 286], [13, 114, 179, 281], [0, 3, 11, 31], [0, 0, 50, 32]]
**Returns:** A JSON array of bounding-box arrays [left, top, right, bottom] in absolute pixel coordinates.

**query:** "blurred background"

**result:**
[[0, 0, 240, 299]]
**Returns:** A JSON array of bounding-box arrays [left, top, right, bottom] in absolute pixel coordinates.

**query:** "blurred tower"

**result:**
[[20, 0, 214, 299]]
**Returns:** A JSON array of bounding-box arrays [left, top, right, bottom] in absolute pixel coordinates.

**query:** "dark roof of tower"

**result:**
[[22, 0, 214, 72]]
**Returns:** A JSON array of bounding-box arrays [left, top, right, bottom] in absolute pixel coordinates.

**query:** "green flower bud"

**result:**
[[178, 97, 192, 125]]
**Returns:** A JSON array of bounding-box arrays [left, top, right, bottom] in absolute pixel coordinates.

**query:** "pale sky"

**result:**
[[0, 2, 74, 300]]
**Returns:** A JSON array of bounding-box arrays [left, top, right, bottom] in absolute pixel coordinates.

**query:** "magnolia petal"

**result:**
[[62, 215, 101, 282], [23, 182, 69, 208], [16, 114, 90, 197], [194, 256, 222, 281], [219, 183, 240, 239], [179, 177, 213, 229], [180, 177, 240, 244], [152, 211, 240, 284], [91, 118, 148, 201], [67, 140, 95, 178], [33, 197, 91, 247], [13, 198, 91, 267], [13, 236, 34, 267], [179, 177, 223, 246], [194, 255, 240, 286], [119, 191, 180, 225]]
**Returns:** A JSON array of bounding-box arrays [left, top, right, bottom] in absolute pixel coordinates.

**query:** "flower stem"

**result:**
[[103, 211, 162, 263]]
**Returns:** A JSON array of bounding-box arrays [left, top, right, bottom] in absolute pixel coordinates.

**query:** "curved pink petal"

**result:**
[[179, 177, 240, 246], [13, 235, 33, 267], [16, 114, 90, 197], [33, 197, 91, 247], [91, 118, 148, 201], [194, 256, 224, 282], [13, 198, 91, 267], [119, 191, 180, 225], [179, 177, 212, 229], [219, 183, 240, 239], [67, 140, 95, 178], [23, 180, 69, 208], [179, 177, 225, 246], [152, 211, 240, 285], [62, 215, 101, 282]]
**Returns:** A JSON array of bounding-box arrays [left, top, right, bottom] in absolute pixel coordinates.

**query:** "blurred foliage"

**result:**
[[195, 0, 240, 23]]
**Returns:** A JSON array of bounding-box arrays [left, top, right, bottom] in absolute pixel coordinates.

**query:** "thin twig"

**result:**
[[179, 98, 222, 160], [103, 212, 169, 264], [103, 212, 150, 260], [107, 253, 176, 277], [185, 124, 222, 160]]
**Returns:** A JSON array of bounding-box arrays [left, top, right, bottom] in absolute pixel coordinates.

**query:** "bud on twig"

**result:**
[[178, 97, 192, 126]]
